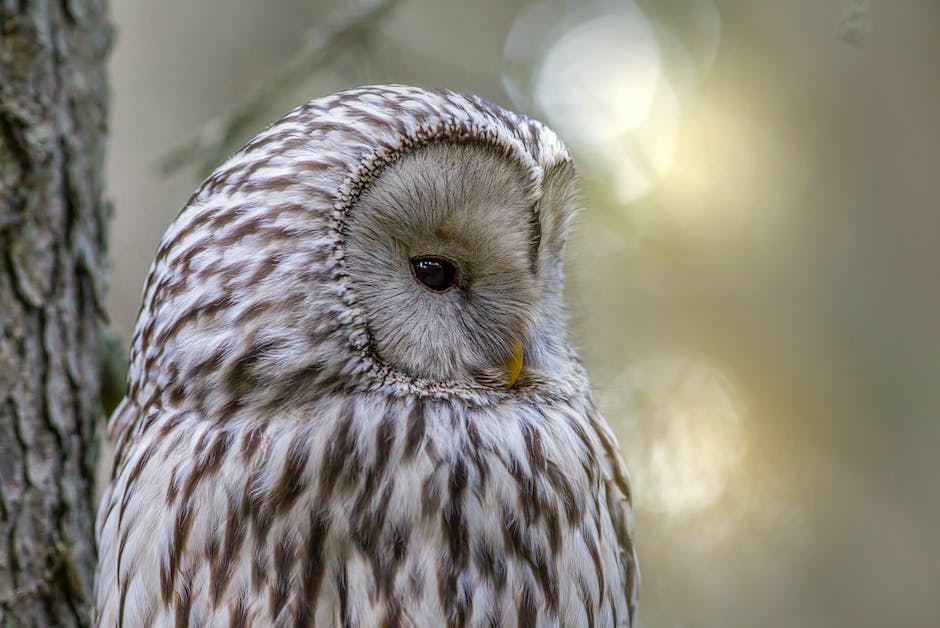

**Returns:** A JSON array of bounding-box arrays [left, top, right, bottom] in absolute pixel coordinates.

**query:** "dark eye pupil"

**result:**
[[411, 257, 457, 291]]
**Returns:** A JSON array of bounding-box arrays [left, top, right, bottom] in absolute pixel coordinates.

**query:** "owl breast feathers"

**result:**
[[95, 85, 638, 627]]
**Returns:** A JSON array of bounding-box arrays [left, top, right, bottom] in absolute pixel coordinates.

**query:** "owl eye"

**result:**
[[410, 256, 458, 292]]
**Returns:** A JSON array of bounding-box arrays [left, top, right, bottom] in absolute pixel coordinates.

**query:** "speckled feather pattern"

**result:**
[[95, 85, 637, 626]]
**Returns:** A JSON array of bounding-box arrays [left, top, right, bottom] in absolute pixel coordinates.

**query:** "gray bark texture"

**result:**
[[0, 1, 110, 625]]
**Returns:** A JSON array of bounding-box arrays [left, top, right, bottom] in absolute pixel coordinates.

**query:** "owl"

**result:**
[[95, 85, 637, 626]]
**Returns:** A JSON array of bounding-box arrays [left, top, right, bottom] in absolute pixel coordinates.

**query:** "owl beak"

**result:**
[[505, 340, 524, 388]]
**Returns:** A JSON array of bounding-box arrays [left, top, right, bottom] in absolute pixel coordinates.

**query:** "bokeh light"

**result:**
[[602, 354, 746, 516], [534, 11, 661, 142], [506, 0, 724, 205]]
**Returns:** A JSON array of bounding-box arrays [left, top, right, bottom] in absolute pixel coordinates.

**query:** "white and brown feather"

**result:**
[[95, 85, 637, 627]]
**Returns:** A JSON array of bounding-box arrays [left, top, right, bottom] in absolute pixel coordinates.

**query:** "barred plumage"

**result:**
[[95, 85, 637, 626]]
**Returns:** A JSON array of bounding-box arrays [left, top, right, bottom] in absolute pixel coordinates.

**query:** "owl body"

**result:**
[[96, 86, 637, 626]]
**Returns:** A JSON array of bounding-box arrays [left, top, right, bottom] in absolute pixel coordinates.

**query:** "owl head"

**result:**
[[125, 85, 586, 424]]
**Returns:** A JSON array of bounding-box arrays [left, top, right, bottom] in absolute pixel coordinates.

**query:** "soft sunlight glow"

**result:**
[[606, 81, 679, 204], [609, 355, 747, 515], [535, 11, 661, 143], [530, 4, 681, 203]]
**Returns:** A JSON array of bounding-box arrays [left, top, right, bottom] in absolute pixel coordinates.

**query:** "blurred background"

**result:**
[[103, 1, 940, 626]]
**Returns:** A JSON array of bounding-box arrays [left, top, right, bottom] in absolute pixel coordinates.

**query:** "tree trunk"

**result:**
[[0, 1, 110, 625]]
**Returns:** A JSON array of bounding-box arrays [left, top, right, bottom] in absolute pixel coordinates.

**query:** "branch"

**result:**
[[158, 0, 400, 176]]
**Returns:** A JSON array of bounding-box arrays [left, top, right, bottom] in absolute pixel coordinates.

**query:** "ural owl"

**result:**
[[96, 85, 638, 626]]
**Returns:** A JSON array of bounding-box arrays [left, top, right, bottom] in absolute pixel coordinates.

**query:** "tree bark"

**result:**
[[0, 1, 110, 625]]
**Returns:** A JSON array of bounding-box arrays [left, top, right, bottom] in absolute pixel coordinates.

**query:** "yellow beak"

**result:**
[[505, 340, 524, 388]]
